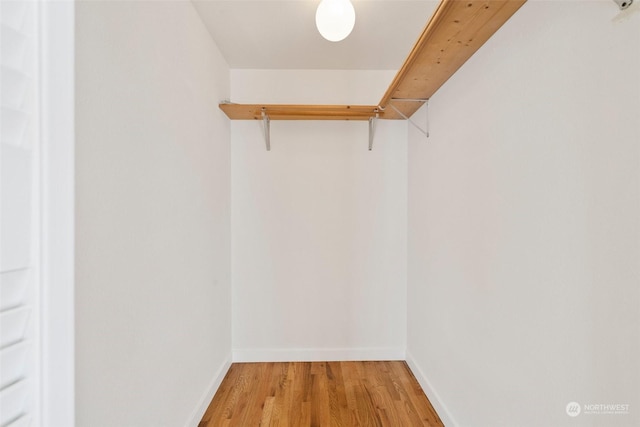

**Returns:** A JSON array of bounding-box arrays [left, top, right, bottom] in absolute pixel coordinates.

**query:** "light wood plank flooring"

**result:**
[[199, 361, 444, 426]]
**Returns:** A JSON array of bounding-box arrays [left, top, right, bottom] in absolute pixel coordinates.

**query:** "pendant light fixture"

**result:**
[[315, 0, 356, 42]]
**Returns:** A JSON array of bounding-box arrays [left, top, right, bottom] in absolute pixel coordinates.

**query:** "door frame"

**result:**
[[39, 1, 75, 425]]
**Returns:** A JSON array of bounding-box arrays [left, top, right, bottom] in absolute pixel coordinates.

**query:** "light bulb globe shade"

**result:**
[[315, 0, 355, 42]]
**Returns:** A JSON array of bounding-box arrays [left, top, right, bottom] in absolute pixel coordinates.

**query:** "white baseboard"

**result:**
[[233, 347, 406, 363], [405, 350, 458, 427], [185, 354, 232, 427]]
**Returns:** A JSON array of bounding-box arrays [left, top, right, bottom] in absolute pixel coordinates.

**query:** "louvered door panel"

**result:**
[[1, 1, 39, 425]]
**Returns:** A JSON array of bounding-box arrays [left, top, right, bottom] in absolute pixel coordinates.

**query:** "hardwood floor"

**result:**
[[199, 361, 444, 427]]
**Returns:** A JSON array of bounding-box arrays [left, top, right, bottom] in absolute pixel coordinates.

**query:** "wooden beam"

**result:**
[[379, 0, 526, 119], [219, 103, 379, 121]]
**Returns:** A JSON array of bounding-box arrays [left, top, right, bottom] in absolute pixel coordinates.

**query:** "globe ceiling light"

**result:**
[[315, 0, 356, 42]]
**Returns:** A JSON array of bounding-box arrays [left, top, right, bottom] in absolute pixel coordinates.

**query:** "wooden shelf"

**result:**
[[379, 0, 526, 119], [219, 0, 526, 121], [220, 103, 381, 121]]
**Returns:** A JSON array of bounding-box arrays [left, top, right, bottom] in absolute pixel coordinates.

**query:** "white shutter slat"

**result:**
[[0, 307, 30, 349], [0, 341, 29, 389], [6, 414, 31, 427], [0, 1, 28, 31], [0, 379, 29, 425], [1, 65, 30, 109], [0, 25, 28, 70], [0, 106, 30, 147], [0, 145, 32, 271], [0, 270, 28, 311]]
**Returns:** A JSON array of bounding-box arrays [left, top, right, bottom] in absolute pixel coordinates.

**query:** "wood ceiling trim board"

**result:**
[[219, 0, 526, 121]]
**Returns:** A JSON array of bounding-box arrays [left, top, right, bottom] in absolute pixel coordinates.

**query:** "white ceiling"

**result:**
[[192, 0, 439, 70]]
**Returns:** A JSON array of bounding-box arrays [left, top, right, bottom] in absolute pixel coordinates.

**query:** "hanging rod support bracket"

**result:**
[[368, 111, 379, 151], [261, 109, 271, 151]]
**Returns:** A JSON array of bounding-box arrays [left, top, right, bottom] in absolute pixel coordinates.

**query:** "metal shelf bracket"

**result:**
[[261, 108, 271, 151], [389, 99, 429, 139], [368, 111, 379, 151]]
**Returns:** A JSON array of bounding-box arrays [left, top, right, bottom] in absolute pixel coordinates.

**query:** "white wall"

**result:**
[[75, 2, 231, 426], [407, 1, 639, 426], [231, 70, 407, 361]]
